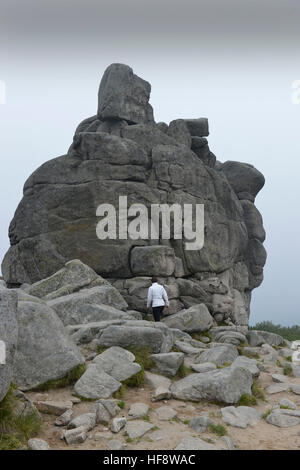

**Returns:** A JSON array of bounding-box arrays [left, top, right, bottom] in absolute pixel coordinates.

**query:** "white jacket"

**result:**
[[147, 282, 169, 308]]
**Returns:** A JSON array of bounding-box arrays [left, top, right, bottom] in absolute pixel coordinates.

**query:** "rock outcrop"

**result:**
[[1, 63, 266, 327]]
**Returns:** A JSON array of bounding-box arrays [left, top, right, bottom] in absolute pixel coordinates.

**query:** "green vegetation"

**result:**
[[175, 363, 192, 378], [208, 423, 227, 436], [183, 419, 190, 425], [0, 385, 42, 450], [252, 380, 266, 401], [191, 332, 212, 343], [113, 384, 127, 399], [286, 356, 292, 362], [249, 321, 300, 342], [262, 408, 272, 420], [237, 394, 257, 406], [33, 363, 86, 391], [283, 364, 293, 376], [280, 405, 291, 410], [117, 401, 125, 409]]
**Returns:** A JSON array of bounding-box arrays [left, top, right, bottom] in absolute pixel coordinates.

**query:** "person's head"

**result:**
[[151, 276, 158, 284]]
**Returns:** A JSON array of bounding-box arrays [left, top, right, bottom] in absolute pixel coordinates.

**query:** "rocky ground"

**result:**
[[2, 260, 300, 451], [26, 355, 300, 451]]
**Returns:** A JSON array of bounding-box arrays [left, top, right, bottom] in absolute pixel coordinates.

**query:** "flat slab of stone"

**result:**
[[128, 403, 149, 419], [175, 436, 218, 450], [92, 346, 141, 382], [266, 409, 300, 427], [272, 373, 290, 383], [279, 398, 297, 410], [73, 365, 121, 399], [221, 406, 261, 428], [156, 406, 177, 421], [189, 415, 214, 432], [35, 400, 73, 416], [145, 371, 171, 390], [150, 352, 184, 378], [265, 383, 291, 394], [125, 420, 154, 439], [195, 344, 238, 367], [190, 362, 217, 373]]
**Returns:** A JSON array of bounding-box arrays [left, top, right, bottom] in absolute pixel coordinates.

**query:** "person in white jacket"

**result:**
[[147, 277, 169, 322]]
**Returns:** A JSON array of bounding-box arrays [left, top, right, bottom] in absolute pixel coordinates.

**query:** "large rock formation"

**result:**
[[1, 63, 266, 326]]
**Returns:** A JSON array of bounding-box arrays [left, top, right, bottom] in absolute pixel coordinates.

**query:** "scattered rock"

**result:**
[[221, 406, 261, 428], [73, 366, 121, 399], [188, 415, 214, 432], [107, 439, 126, 450], [195, 344, 238, 367], [151, 386, 172, 402], [63, 426, 88, 444], [279, 398, 297, 410], [175, 436, 219, 450], [150, 352, 184, 377], [28, 438, 51, 450], [171, 367, 253, 404], [190, 362, 217, 373], [92, 346, 141, 382], [128, 403, 149, 419], [265, 383, 291, 394], [55, 409, 73, 426], [35, 400, 73, 416], [125, 420, 154, 439], [68, 412, 97, 431], [110, 417, 127, 433], [230, 356, 260, 379], [163, 304, 214, 333], [156, 405, 177, 421], [221, 435, 236, 450], [266, 409, 300, 427]]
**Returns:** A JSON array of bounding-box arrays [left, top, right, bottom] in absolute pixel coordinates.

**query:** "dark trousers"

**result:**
[[152, 305, 164, 322]]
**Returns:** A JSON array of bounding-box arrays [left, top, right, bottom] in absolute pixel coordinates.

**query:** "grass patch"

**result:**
[[237, 394, 257, 406], [252, 380, 266, 401], [208, 423, 227, 437], [286, 356, 292, 363], [191, 332, 211, 343], [0, 385, 42, 450], [141, 415, 150, 422], [283, 365, 293, 376], [113, 384, 127, 399], [123, 369, 145, 388], [175, 363, 192, 378], [262, 408, 272, 420], [201, 437, 215, 444], [33, 363, 86, 391], [125, 437, 134, 443], [183, 419, 190, 425], [117, 401, 125, 409], [280, 405, 291, 410]]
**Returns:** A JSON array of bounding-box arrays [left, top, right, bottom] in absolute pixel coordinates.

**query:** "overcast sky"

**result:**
[[0, 0, 299, 325]]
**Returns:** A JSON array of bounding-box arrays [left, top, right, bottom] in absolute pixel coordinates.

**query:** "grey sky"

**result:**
[[0, 0, 299, 325]]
